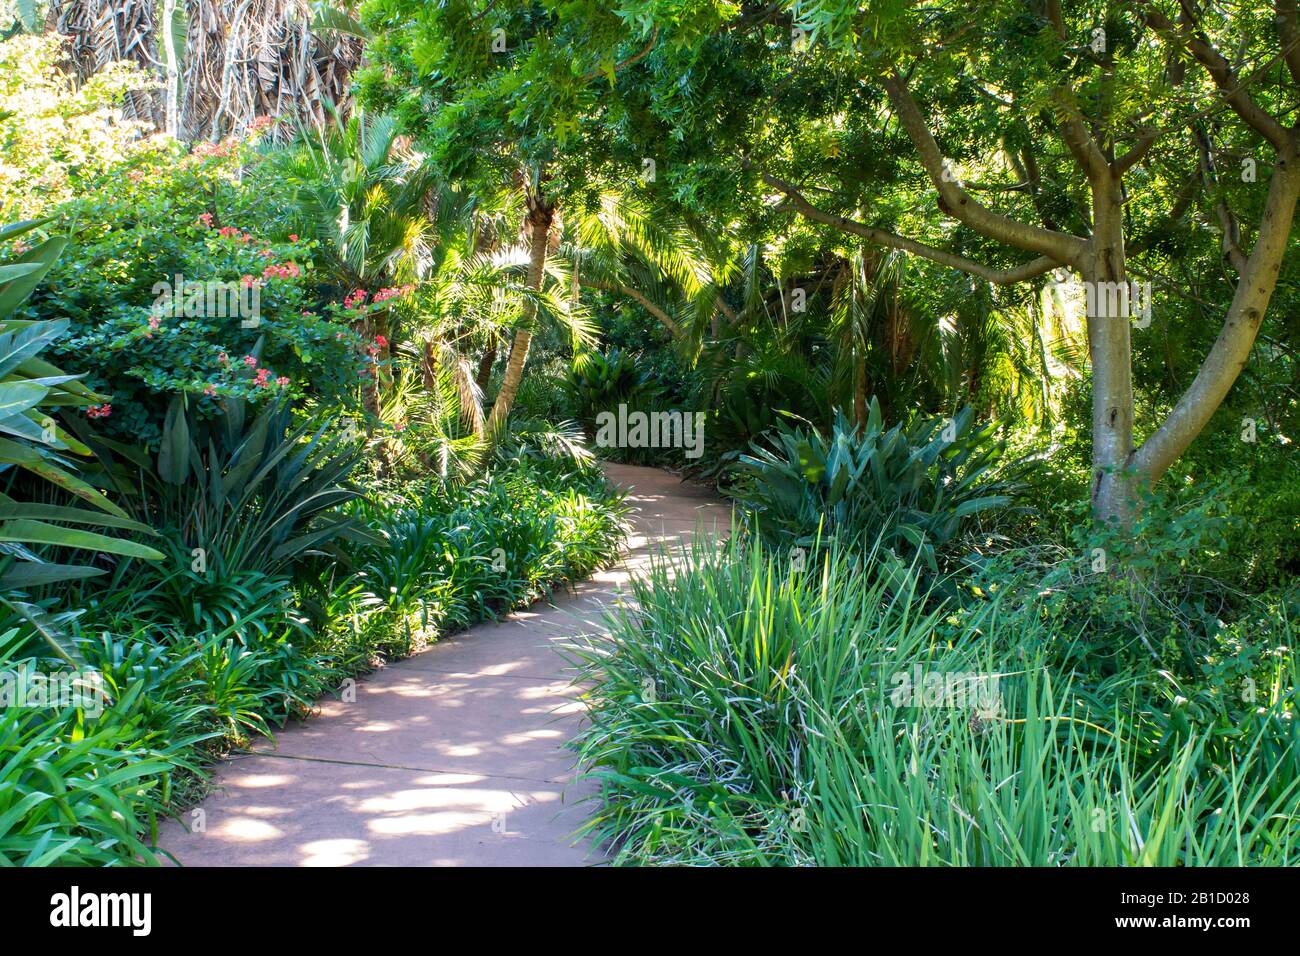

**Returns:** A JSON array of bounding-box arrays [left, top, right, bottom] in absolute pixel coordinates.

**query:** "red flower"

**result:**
[[374, 335, 389, 349]]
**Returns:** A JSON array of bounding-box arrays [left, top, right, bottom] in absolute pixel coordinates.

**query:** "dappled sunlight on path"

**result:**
[[157, 463, 728, 867]]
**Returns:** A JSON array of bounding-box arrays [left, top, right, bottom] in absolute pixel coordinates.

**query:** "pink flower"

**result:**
[[195, 212, 215, 228], [204, 384, 217, 397], [372, 285, 415, 304], [241, 275, 260, 288], [243, 355, 257, 367], [262, 262, 300, 280], [343, 289, 368, 310], [148, 315, 162, 331], [193, 139, 235, 159], [217, 351, 229, 365], [288, 234, 299, 243], [86, 403, 112, 420], [275, 376, 289, 387]]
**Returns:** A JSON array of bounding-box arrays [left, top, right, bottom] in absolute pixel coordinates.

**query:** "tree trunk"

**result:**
[[1083, 171, 1138, 526], [161, 0, 180, 138], [475, 345, 497, 390], [485, 190, 554, 438]]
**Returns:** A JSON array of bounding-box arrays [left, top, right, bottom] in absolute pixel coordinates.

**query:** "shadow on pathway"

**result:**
[[156, 463, 728, 866]]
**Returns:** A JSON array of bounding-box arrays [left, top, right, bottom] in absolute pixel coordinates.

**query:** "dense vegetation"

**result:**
[[1, 0, 1297, 866]]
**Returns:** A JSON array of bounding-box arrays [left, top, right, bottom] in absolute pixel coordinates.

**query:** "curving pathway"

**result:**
[[157, 463, 728, 866]]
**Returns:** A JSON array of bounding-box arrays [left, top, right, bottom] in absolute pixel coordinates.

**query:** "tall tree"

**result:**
[[359, 1, 586, 440], [498, 0, 1300, 525]]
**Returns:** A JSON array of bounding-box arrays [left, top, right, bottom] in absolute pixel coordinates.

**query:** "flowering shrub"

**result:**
[[19, 144, 367, 446]]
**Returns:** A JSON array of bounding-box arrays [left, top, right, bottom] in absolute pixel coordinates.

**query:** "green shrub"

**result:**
[[0, 34, 153, 221], [0, 627, 204, 866], [734, 401, 1021, 574], [572, 537, 1299, 865], [16, 138, 363, 446], [570, 347, 661, 426], [329, 459, 630, 661], [82, 397, 371, 580]]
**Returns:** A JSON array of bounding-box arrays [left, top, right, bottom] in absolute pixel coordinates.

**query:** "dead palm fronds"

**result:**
[[50, 0, 160, 124], [45, 0, 362, 141]]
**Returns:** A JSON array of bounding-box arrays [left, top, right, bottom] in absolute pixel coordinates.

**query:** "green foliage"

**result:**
[[0, 34, 155, 221], [0, 626, 207, 866], [268, 107, 437, 292], [82, 397, 370, 580], [333, 456, 629, 658], [15, 142, 365, 446], [0, 220, 163, 610], [569, 347, 662, 433], [734, 401, 1020, 574], [573, 537, 1300, 865]]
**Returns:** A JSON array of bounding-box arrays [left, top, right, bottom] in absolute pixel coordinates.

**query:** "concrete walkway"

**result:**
[[158, 463, 727, 866]]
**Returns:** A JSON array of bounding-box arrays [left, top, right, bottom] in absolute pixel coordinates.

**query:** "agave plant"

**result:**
[[0, 220, 163, 624], [82, 395, 372, 578], [735, 399, 1021, 574], [568, 347, 663, 429]]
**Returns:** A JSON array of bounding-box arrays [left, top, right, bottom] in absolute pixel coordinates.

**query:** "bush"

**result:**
[[572, 537, 1300, 865], [733, 401, 1021, 575], [0, 34, 154, 221], [15, 136, 364, 447], [0, 626, 206, 866], [325, 457, 630, 661]]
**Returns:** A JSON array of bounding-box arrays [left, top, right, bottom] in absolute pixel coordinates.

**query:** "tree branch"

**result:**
[[1142, 5, 1292, 151], [582, 25, 659, 82], [881, 71, 1088, 266], [583, 278, 677, 334], [1114, 127, 1163, 174], [1276, 0, 1300, 86], [1194, 125, 1248, 273], [760, 171, 1060, 284], [1132, 142, 1300, 480]]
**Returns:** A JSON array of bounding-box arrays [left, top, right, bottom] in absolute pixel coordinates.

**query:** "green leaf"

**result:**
[[0, 519, 165, 561]]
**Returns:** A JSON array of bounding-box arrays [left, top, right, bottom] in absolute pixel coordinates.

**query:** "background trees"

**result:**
[[405, 0, 1298, 525]]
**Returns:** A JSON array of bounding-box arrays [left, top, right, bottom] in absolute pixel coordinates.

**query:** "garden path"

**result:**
[[156, 463, 728, 866]]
